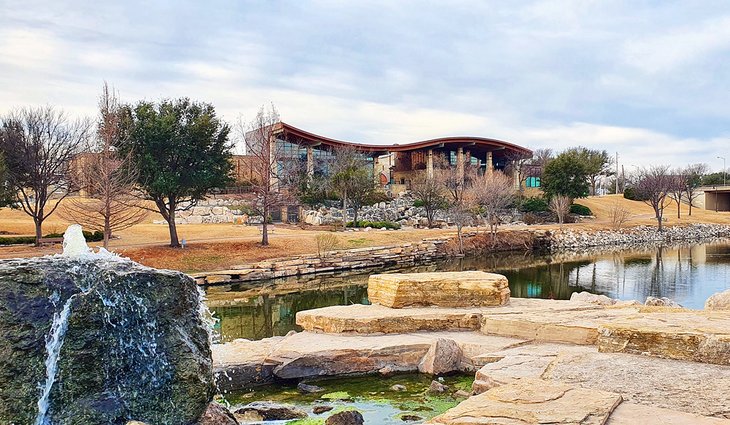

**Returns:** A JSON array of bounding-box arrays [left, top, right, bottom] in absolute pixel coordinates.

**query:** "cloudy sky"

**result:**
[[1, 1, 729, 169]]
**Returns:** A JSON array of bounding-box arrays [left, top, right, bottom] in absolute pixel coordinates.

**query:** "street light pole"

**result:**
[[719, 156, 727, 186]]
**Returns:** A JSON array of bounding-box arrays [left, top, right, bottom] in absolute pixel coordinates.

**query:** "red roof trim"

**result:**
[[275, 122, 532, 156]]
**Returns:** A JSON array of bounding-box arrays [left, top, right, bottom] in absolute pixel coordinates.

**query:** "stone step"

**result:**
[[597, 312, 730, 365], [368, 271, 510, 308], [426, 378, 623, 425], [212, 331, 526, 391], [607, 403, 730, 425]]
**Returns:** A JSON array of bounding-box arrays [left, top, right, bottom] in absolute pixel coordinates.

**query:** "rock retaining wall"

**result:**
[[549, 223, 730, 250], [194, 238, 450, 285]]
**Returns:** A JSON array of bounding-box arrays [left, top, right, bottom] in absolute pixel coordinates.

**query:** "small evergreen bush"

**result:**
[[569, 204, 592, 216]]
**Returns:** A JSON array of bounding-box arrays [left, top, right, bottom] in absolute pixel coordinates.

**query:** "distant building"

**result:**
[[240, 121, 533, 195]]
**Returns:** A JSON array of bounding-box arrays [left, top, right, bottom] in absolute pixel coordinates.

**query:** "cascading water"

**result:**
[[0, 224, 214, 425], [35, 294, 75, 425]]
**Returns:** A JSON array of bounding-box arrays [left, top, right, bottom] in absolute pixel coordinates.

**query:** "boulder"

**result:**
[[234, 401, 307, 421], [428, 380, 449, 394], [418, 338, 465, 375], [645, 296, 682, 308], [427, 378, 622, 425], [570, 291, 616, 306], [368, 271, 510, 308], [0, 255, 214, 425], [325, 410, 364, 425], [313, 405, 334, 414], [298, 382, 325, 393], [705, 289, 730, 311], [197, 402, 238, 425]]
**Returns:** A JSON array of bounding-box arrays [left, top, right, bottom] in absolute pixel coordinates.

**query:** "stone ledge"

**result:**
[[368, 271, 510, 308], [597, 312, 730, 365], [427, 378, 623, 425]]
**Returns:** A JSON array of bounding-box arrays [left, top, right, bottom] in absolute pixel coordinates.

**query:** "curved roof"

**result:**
[[274, 122, 532, 157]]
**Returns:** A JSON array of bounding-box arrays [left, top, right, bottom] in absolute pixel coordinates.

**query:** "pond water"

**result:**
[[205, 240, 730, 342], [224, 373, 474, 425]]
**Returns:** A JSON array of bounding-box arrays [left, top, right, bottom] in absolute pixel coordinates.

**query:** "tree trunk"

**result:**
[[103, 208, 111, 249], [353, 206, 359, 227], [677, 199, 681, 219], [34, 218, 43, 246], [689, 201, 693, 216], [261, 205, 269, 246], [342, 192, 348, 231], [457, 223, 464, 255], [167, 205, 180, 247], [656, 209, 663, 232]]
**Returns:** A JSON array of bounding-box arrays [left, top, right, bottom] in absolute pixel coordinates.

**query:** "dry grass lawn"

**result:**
[[1, 194, 728, 273]]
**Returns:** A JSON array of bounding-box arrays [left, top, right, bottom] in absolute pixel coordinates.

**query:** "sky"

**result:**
[[1, 0, 729, 169]]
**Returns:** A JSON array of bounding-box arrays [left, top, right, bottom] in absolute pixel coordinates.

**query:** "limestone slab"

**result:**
[[426, 378, 622, 425], [597, 312, 730, 365], [296, 299, 615, 335], [607, 403, 730, 425], [480, 308, 640, 345], [368, 271, 510, 308], [212, 331, 525, 390], [467, 342, 730, 418]]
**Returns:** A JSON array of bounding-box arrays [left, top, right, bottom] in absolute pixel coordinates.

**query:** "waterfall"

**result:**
[[35, 295, 75, 425]]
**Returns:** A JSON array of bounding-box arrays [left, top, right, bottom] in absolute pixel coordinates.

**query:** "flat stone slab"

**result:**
[[212, 331, 526, 390], [471, 342, 730, 418], [368, 271, 510, 308], [296, 298, 617, 335], [607, 403, 730, 425], [426, 378, 622, 425], [597, 311, 730, 365], [480, 307, 641, 345]]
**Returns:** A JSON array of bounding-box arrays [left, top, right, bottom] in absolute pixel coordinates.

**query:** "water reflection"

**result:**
[[206, 240, 730, 342]]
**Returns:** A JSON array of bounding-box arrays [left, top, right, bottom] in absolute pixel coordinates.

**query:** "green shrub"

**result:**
[[0, 236, 36, 245], [569, 204, 592, 216], [347, 220, 401, 230], [413, 199, 425, 208], [44, 230, 105, 242], [519, 196, 549, 213], [0, 230, 104, 245]]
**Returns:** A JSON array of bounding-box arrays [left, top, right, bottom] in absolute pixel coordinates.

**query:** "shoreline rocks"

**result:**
[[549, 223, 730, 250]]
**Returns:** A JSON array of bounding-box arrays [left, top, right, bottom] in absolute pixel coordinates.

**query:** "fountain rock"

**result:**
[[0, 254, 215, 425], [325, 410, 365, 425]]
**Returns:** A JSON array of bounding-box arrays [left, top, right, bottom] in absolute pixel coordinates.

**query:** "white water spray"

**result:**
[[35, 296, 74, 425], [62, 224, 91, 257]]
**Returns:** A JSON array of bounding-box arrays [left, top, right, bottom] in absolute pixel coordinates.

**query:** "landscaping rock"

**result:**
[[400, 414, 423, 421], [197, 402, 238, 425], [390, 384, 407, 392], [597, 312, 730, 365], [313, 405, 334, 414], [428, 380, 449, 394], [705, 289, 730, 311], [325, 410, 365, 425], [570, 291, 616, 306], [298, 382, 325, 393], [418, 338, 465, 375], [368, 271, 510, 308], [426, 378, 622, 425], [0, 256, 214, 425], [645, 296, 682, 308], [234, 401, 307, 420]]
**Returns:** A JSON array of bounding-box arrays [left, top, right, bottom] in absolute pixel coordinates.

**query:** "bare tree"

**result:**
[[436, 157, 477, 254], [329, 145, 373, 230], [635, 165, 674, 231], [471, 171, 515, 237], [608, 201, 631, 230], [503, 150, 531, 197], [239, 104, 291, 246], [550, 195, 571, 228], [683, 163, 708, 216], [0, 106, 91, 245], [409, 171, 446, 228], [669, 168, 686, 220], [59, 84, 148, 249]]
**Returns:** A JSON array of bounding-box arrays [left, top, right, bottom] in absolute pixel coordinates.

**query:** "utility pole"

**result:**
[[615, 152, 619, 194], [719, 156, 727, 186]]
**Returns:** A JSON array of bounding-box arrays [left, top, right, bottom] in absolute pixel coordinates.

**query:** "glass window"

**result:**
[[526, 176, 541, 188]]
